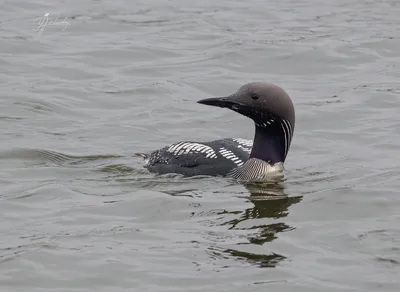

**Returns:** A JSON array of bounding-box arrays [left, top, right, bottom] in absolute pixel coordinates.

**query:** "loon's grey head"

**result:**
[[197, 82, 295, 164]]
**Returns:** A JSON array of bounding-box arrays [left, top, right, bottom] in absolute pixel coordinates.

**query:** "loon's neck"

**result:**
[[249, 124, 284, 165]]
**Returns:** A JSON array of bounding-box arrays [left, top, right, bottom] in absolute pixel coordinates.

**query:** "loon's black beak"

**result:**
[[197, 96, 241, 110]]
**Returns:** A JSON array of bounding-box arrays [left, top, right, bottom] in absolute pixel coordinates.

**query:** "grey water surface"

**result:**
[[1, 0, 400, 291]]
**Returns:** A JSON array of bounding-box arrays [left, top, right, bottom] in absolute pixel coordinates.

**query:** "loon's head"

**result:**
[[197, 82, 295, 164]]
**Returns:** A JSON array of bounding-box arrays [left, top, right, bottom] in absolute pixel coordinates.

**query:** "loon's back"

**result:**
[[143, 138, 252, 177]]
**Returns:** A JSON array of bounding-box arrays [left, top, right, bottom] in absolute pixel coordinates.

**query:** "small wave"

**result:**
[[0, 148, 122, 166]]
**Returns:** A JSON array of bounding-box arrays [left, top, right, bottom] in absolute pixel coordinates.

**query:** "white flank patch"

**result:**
[[233, 138, 253, 147], [232, 138, 253, 154]]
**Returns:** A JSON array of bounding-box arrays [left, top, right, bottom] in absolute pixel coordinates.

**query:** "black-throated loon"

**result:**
[[140, 82, 295, 182]]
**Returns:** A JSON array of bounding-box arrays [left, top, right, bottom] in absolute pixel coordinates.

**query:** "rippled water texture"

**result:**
[[1, 0, 400, 291]]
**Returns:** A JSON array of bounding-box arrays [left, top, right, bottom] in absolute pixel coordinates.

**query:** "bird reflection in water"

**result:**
[[213, 180, 303, 268]]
